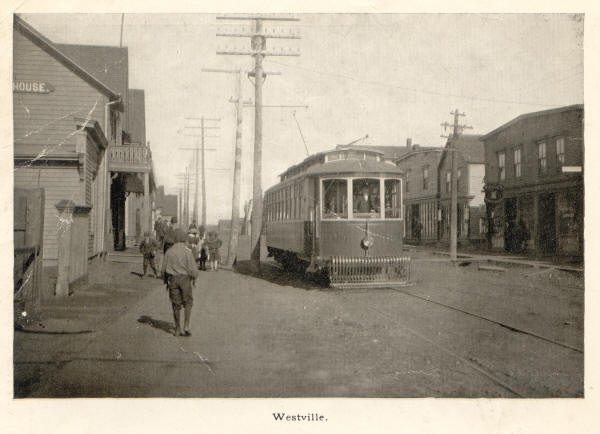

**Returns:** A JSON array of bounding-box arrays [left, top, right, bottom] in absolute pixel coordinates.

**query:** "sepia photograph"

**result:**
[[8, 6, 588, 416]]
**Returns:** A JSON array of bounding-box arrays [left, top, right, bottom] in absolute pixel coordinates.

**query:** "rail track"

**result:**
[[361, 286, 583, 397]]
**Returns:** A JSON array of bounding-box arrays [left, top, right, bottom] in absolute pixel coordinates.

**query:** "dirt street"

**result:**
[[14, 253, 583, 398]]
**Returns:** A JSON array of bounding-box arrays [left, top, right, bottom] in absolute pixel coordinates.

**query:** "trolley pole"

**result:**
[[216, 14, 301, 272], [441, 109, 472, 261]]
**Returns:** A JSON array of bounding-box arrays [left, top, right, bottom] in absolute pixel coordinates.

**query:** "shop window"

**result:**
[[556, 137, 565, 167], [322, 179, 348, 219], [385, 179, 402, 219], [353, 178, 380, 218], [498, 151, 505, 180], [538, 142, 547, 173], [514, 147, 521, 178]]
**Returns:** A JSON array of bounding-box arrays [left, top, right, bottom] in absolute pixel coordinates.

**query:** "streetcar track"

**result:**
[[388, 286, 583, 353], [366, 305, 525, 397]]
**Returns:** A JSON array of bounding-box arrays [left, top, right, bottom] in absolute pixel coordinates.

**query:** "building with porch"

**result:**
[[56, 45, 156, 251], [438, 135, 486, 245], [481, 105, 583, 257], [13, 15, 123, 293]]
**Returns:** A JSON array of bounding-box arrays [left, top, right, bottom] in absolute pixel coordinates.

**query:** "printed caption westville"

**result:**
[[272, 413, 327, 422]]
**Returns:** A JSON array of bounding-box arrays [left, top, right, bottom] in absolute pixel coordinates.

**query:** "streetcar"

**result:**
[[264, 147, 410, 288]]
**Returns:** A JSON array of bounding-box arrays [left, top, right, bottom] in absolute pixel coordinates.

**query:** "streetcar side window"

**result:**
[[385, 179, 402, 219], [322, 179, 348, 219], [352, 178, 380, 218]]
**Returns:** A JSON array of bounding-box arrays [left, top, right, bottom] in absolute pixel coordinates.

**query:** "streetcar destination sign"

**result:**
[[13, 80, 55, 94]]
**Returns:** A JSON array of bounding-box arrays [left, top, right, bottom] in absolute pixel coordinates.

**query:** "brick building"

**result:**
[[438, 135, 486, 244], [394, 140, 443, 243], [481, 104, 583, 256]]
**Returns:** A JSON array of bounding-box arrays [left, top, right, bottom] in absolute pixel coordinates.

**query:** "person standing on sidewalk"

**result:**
[[140, 231, 160, 278], [161, 231, 199, 337]]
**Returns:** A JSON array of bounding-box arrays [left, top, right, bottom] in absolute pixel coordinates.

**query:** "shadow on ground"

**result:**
[[137, 315, 174, 335], [234, 260, 330, 291]]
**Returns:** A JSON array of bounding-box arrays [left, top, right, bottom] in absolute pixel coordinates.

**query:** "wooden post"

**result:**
[[250, 19, 265, 272], [226, 69, 243, 268], [55, 200, 75, 297], [143, 171, 150, 234]]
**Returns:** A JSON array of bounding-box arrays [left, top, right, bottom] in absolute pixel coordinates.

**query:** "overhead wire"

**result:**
[[265, 58, 582, 108]]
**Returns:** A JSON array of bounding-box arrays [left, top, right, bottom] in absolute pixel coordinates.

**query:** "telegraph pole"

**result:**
[[181, 117, 220, 228], [441, 109, 472, 261], [202, 68, 247, 267], [217, 14, 301, 272]]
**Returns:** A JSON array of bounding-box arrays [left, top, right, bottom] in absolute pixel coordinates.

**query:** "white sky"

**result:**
[[20, 13, 583, 225]]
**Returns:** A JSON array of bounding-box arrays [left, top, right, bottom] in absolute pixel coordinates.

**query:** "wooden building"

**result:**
[[13, 15, 122, 290], [438, 135, 486, 244], [56, 44, 156, 251], [394, 140, 443, 243], [13, 15, 156, 298], [482, 105, 583, 257]]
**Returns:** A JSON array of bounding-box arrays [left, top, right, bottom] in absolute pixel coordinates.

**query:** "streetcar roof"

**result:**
[[278, 148, 401, 181]]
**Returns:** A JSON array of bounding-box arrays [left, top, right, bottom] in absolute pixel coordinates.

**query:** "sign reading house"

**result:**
[[13, 80, 55, 94]]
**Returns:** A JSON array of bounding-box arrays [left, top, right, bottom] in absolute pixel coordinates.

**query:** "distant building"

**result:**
[[155, 186, 178, 222], [394, 139, 443, 243], [438, 135, 486, 244], [481, 105, 583, 256]]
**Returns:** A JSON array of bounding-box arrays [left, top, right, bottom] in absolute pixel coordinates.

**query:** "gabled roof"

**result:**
[[439, 134, 484, 169], [55, 42, 128, 116], [14, 15, 121, 104], [394, 146, 443, 163], [481, 104, 584, 141]]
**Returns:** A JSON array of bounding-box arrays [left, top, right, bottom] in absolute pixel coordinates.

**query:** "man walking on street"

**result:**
[[139, 231, 160, 278], [161, 231, 199, 337]]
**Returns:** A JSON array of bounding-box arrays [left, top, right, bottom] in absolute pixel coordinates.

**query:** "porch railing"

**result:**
[[108, 145, 152, 172]]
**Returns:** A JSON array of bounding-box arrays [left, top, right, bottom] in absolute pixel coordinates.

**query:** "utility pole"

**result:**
[[441, 109, 472, 261], [202, 68, 247, 268], [217, 14, 301, 272], [181, 117, 220, 228], [119, 13, 125, 47], [176, 168, 193, 229]]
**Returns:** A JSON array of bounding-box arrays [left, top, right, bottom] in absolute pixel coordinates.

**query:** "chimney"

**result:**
[[406, 138, 412, 148]]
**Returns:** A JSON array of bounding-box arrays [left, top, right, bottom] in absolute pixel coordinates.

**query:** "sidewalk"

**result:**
[[13, 253, 163, 396], [405, 244, 583, 273]]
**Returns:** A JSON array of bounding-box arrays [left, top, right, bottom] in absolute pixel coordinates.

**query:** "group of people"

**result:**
[[138, 217, 223, 337]]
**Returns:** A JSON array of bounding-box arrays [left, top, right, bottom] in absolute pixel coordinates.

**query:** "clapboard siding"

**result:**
[[13, 29, 109, 152], [14, 165, 82, 264]]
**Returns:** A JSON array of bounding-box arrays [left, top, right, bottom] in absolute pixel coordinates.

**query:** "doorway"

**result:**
[[410, 204, 420, 241], [538, 193, 556, 253]]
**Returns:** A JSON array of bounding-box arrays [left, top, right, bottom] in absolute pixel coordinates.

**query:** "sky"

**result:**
[[19, 13, 584, 225]]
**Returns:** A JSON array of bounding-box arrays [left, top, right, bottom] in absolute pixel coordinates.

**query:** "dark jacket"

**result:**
[[140, 237, 159, 256]]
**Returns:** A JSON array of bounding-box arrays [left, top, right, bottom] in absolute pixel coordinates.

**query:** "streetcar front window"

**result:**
[[385, 179, 402, 219], [352, 178, 380, 218], [322, 179, 348, 219]]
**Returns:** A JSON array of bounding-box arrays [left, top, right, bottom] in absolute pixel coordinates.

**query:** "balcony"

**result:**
[[108, 144, 152, 173]]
